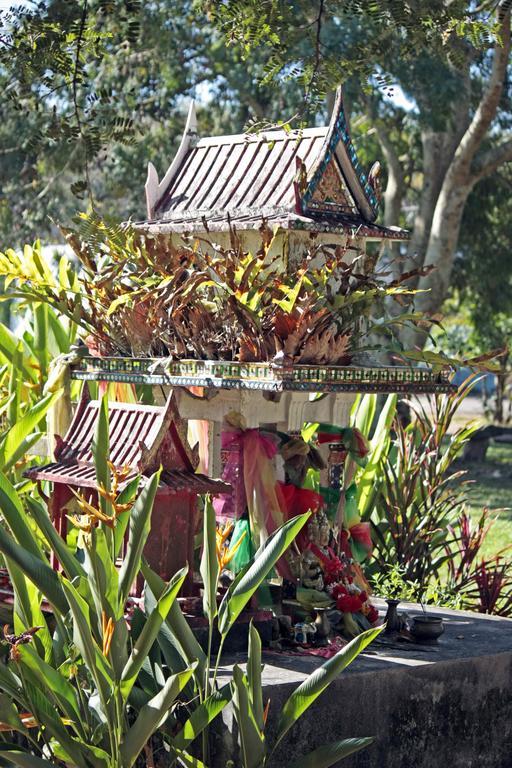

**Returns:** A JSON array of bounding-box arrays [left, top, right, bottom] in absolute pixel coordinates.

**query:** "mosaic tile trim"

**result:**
[[71, 357, 454, 394]]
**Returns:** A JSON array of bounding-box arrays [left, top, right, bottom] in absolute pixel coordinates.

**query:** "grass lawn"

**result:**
[[457, 442, 512, 559]]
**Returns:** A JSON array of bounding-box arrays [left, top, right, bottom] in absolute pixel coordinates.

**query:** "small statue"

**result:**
[[300, 517, 325, 591], [293, 622, 317, 645]]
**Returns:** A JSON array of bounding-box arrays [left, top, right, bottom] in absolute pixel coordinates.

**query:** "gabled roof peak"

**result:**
[[142, 87, 385, 233]]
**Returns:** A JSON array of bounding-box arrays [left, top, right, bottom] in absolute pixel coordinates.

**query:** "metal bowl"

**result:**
[[410, 615, 445, 642]]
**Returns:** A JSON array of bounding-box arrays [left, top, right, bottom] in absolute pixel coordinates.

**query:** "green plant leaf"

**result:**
[[0, 525, 67, 614], [171, 749, 207, 768], [120, 667, 195, 768], [0, 751, 55, 768], [288, 737, 374, 768], [173, 684, 231, 750], [0, 390, 62, 471], [275, 626, 382, 746], [25, 496, 86, 582], [92, 393, 112, 519], [231, 664, 265, 768], [19, 645, 82, 725], [0, 693, 26, 734], [0, 472, 43, 559], [142, 562, 206, 679], [218, 512, 310, 636], [7, 559, 53, 663], [118, 470, 160, 604], [200, 497, 219, 623], [61, 578, 115, 721], [247, 622, 264, 731], [120, 566, 188, 699]]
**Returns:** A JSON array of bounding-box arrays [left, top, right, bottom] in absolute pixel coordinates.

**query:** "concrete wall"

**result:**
[[212, 607, 512, 768]]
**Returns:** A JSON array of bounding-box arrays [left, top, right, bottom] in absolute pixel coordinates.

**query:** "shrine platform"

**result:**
[[214, 603, 512, 768]]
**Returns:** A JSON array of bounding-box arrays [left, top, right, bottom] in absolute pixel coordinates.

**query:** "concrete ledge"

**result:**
[[213, 605, 512, 767]]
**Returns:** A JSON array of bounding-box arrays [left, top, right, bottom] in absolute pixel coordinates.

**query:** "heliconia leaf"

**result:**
[[200, 497, 219, 623], [0, 751, 55, 768], [25, 496, 85, 582], [275, 627, 382, 746], [142, 561, 206, 679], [231, 664, 265, 768], [61, 579, 115, 721], [120, 566, 188, 699], [356, 394, 396, 518], [92, 394, 112, 519], [120, 667, 195, 768], [113, 475, 140, 558], [287, 737, 374, 768], [118, 470, 160, 604], [173, 684, 231, 750], [0, 322, 36, 382], [171, 749, 207, 768], [352, 393, 376, 439], [218, 512, 310, 637], [247, 622, 264, 731], [0, 693, 26, 734], [0, 525, 67, 615], [0, 390, 62, 471], [0, 472, 43, 558], [0, 659, 23, 701], [19, 645, 81, 725], [7, 559, 53, 663]]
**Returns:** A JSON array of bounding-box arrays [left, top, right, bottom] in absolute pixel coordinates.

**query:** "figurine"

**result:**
[[293, 622, 317, 645]]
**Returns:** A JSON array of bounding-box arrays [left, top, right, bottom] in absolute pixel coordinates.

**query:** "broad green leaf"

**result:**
[[3, 432, 44, 474], [92, 394, 112, 519], [0, 390, 62, 470], [120, 566, 188, 699], [218, 512, 310, 636], [142, 562, 206, 680], [113, 475, 140, 558], [0, 693, 26, 734], [0, 525, 67, 614], [84, 527, 119, 621], [61, 579, 115, 721], [275, 627, 382, 746], [0, 660, 23, 701], [356, 394, 397, 518], [200, 497, 219, 623], [173, 684, 231, 750], [288, 737, 374, 768], [120, 668, 195, 768], [171, 749, 207, 768], [0, 322, 36, 382], [231, 665, 265, 768], [20, 645, 82, 725], [0, 752, 54, 768], [247, 622, 264, 731], [7, 559, 53, 663], [353, 394, 377, 438], [25, 496, 86, 582], [0, 472, 43, 558], [118, 470, 160, 603]]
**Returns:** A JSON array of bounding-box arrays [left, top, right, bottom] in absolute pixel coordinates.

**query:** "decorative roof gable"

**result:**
[[140, 87, 401, 239]]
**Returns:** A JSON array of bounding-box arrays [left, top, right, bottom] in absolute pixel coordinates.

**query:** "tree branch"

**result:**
[[471, 136, 512, 181], [450, 10, 511, 179]]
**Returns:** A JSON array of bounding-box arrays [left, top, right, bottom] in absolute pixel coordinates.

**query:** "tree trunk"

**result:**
[[401, 10, 511, 348]]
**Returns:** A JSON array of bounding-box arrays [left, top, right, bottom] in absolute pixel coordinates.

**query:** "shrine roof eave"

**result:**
[[134, 208, 409, 242], [24, 462, 231, 494]]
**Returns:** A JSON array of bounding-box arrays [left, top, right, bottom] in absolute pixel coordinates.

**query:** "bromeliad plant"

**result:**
[[0, 394, 381, 768], [0, 214, 437, 366]]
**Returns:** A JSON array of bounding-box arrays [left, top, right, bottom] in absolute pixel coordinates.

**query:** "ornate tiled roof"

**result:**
[[140, 88, 407, 241], [24, 389, 229, 493]]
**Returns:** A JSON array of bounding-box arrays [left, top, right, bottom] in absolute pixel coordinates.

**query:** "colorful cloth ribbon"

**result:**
[[316, 425, 369, 467]]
